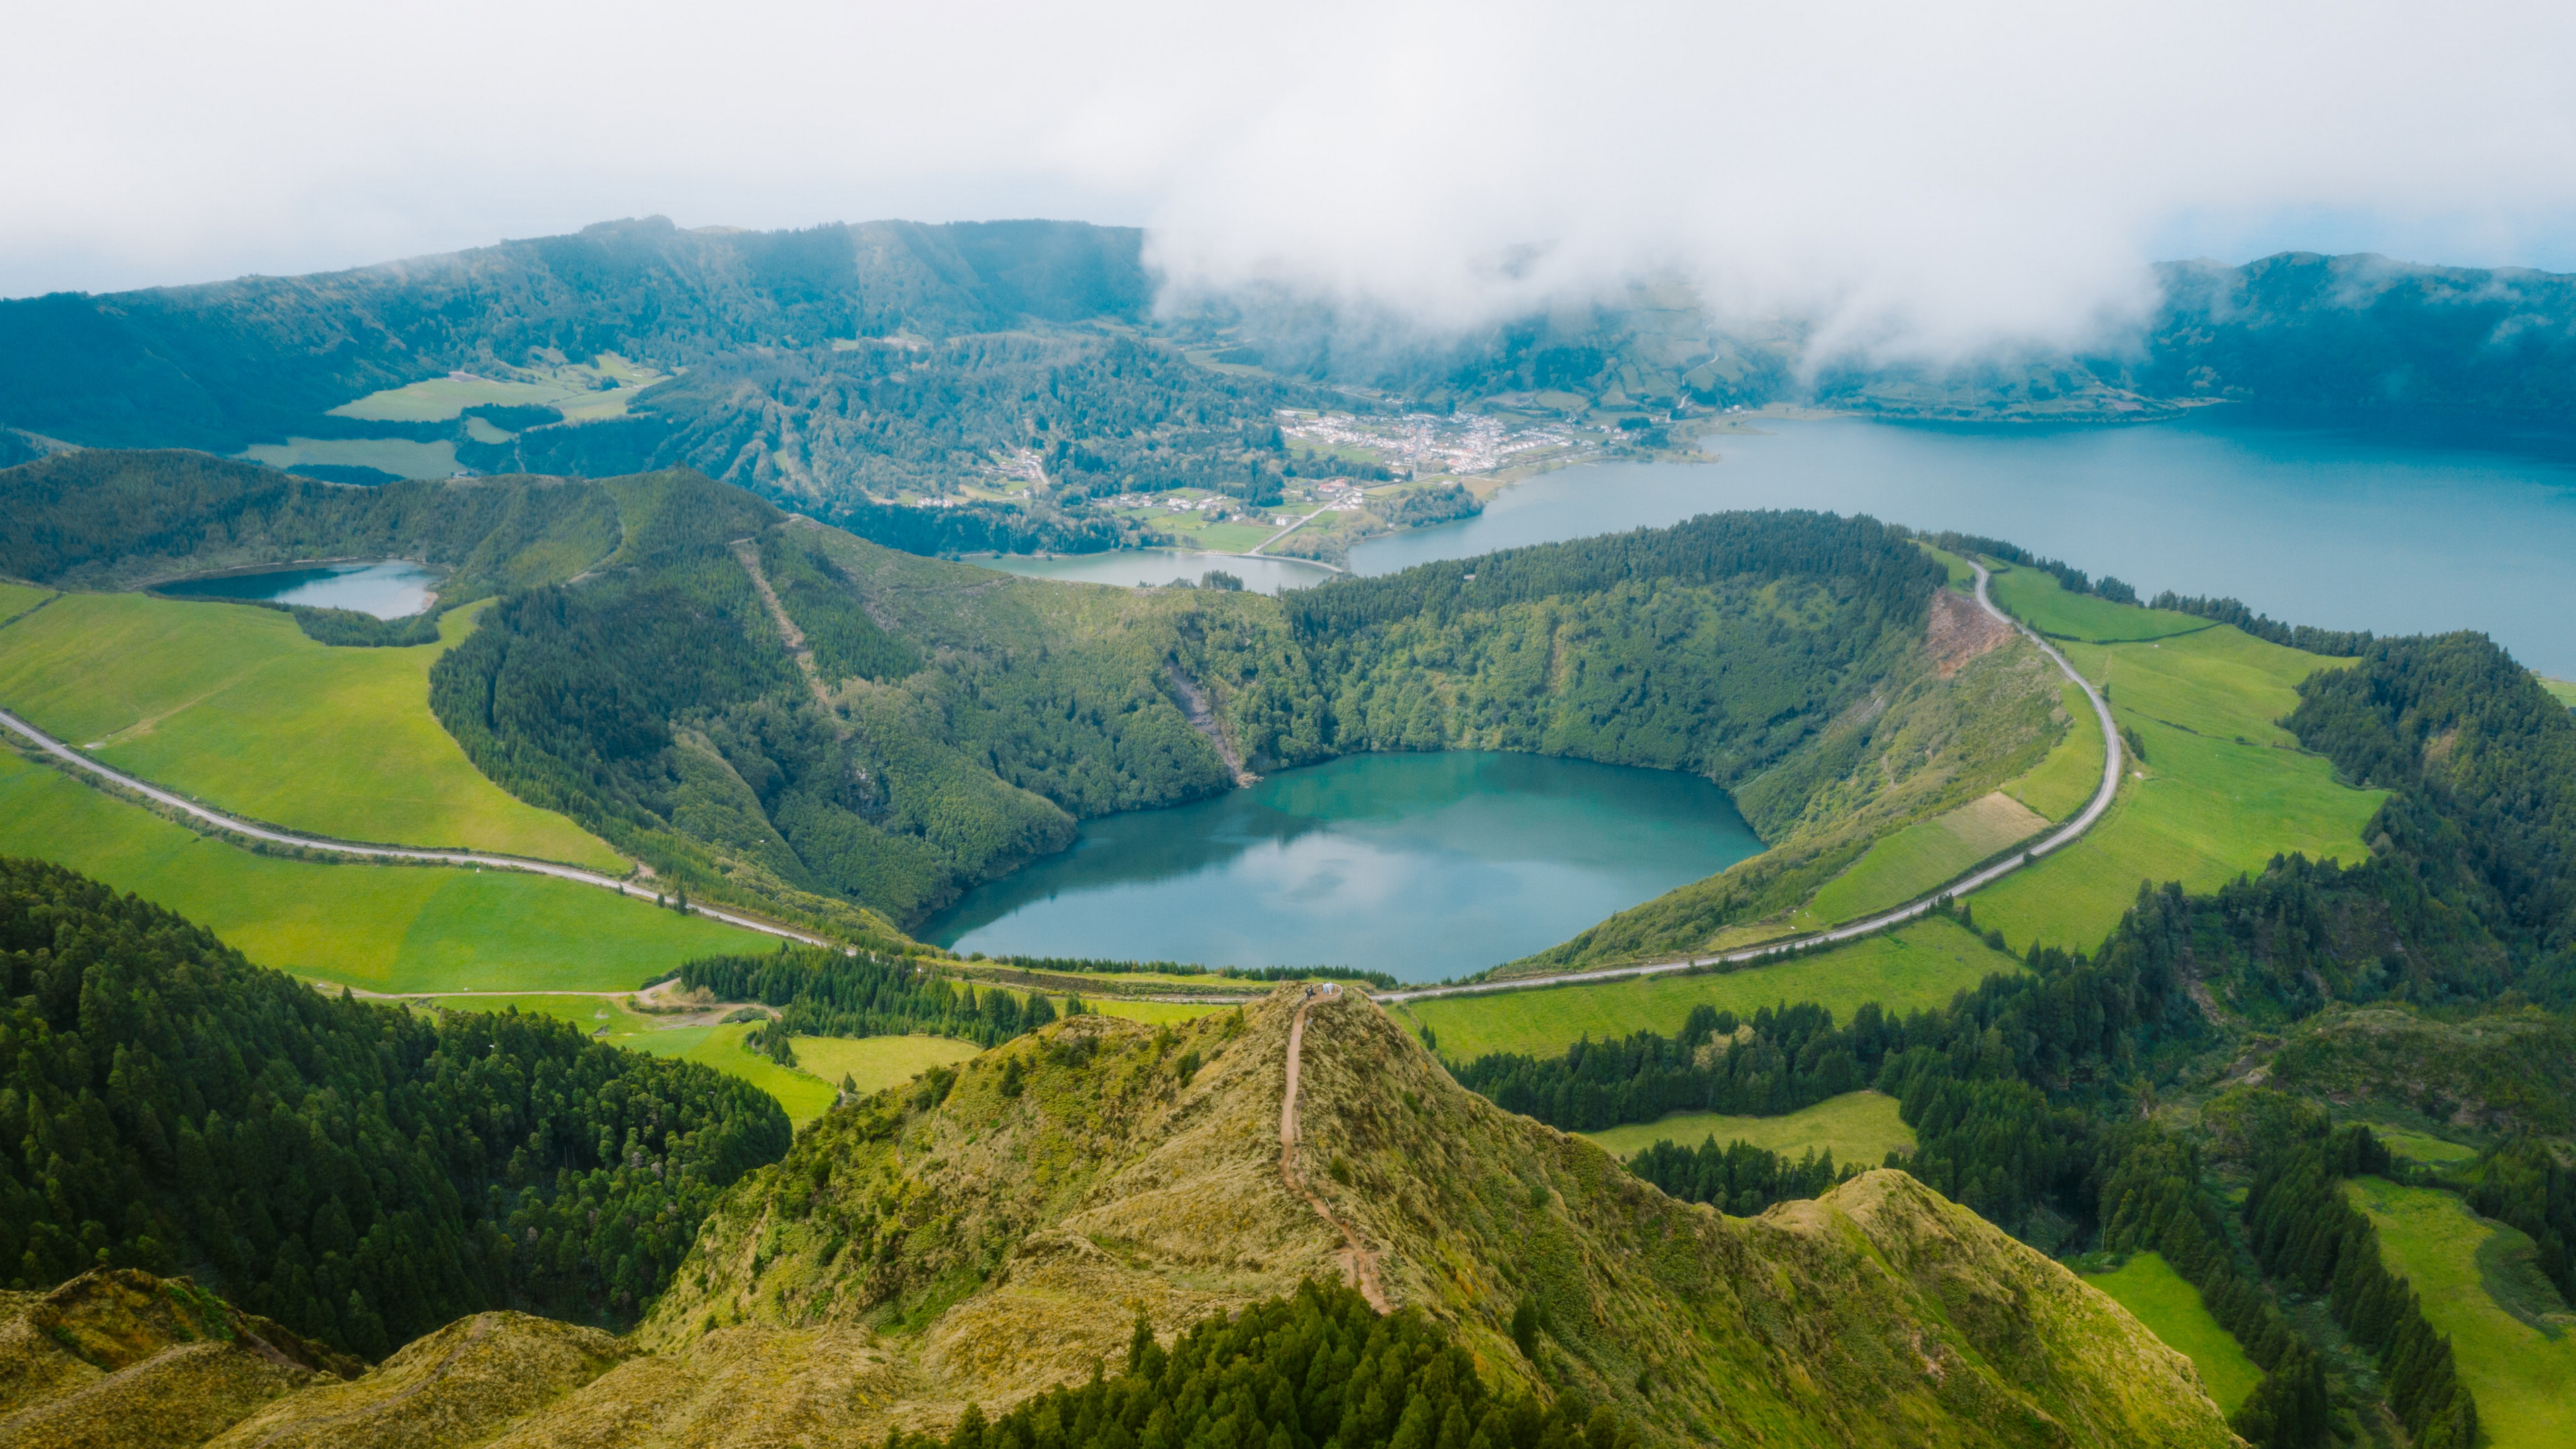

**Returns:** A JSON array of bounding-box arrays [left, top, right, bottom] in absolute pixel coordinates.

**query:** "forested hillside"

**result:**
[[0, 217, 1151, 453], [0, 449, 618, 599], [1438, 625, 2576, 1446], [0, 855, 791, 1355]]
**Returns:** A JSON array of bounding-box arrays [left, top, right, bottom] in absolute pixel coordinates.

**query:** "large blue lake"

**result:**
[[1355, 413, 2576, 677]]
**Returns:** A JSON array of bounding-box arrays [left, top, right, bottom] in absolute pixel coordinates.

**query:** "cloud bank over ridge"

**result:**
[[7, 0, 2574, 354]]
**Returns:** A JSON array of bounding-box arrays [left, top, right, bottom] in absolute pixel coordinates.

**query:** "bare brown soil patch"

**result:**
[[1927, 588, 2012, 676]]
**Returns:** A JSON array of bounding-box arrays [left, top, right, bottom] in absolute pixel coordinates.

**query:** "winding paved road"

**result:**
[[0, 706, 835, 949], [1373, 561, 2123, 1005]]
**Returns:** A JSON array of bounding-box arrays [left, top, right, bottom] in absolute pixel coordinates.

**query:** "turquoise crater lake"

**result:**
[[924, 751, 1762, 981]]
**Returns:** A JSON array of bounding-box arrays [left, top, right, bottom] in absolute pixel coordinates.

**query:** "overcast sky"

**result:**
[[9, 0, 2575, 352]]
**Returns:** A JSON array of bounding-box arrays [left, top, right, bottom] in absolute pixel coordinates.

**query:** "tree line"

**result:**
[[2242, 1126, 2477, 1448], [679, 945, 1068, 1053], [0, 855, 790, 1357], [1921, 529, 2137, 604], [2148, 592, 2374, 656], [1287, 511, 1942, 636], [881, 1281, 1634, 1449]]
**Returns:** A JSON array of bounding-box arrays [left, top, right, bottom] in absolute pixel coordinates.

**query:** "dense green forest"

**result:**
[[1620, 1135, 1858, 1216], [679, 945, 1067, 1055], [882, 1282, 1634, 1449], [0, 855, 791, 1356]]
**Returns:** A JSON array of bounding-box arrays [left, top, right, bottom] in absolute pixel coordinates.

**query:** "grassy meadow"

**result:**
[[0, 749, 765, 991], [634, 1023, 841, 1126], [0, 582, 50, 626], [1971, 574, 2384, 953], [2371, 1128, 2480, 1165], [2538, 676, 2576, 710], [1578, 1089, 1915, 1165], [0, 591, 621, 868], [329, 354, 664, 424], [1399, 915, 2022, 1061], [2079, 1252, 2264, 1415], [2347, 1177, 2576, 1448], [2003, 678, 2108, 821], [1984, 566, 2212, 643], [1801, 791, 2047, 925], [795, 1034, 983, 1094]]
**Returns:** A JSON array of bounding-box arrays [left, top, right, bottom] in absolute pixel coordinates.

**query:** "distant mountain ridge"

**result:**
[[0, 216, 1151, 454]]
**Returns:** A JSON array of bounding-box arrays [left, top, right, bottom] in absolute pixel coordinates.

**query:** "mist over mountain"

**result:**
[[5, 219, 2574, 527]]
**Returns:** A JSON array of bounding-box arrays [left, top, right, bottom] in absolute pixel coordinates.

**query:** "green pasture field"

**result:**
[[334, 376, 583, 423], [1984, 566, 2211, 643], [1917, 545, 1979, 588], [1077, 998, 1226, 1025], [634, 1023, 840, 1126], [0, 749, 766, 991], [2078, 1252, 2263, 1414], [1800, 792, 2047, 925], [240, 437, 461, 480], [1397, 915, 2023, 1062], [2540, 676, 2576, 710], [0, 583, 50, 625], [331, 354, 663, 424], [0, 592, 621, 868], [2004, 680, 2108, 822], [1967, 608, 2383, 954], [794, 1034, 983, 1095], [2373, 1128, 2479, 1164], [2347, 1177, 2576, 1448], [1152, 517, 1277, 553], [407, 991, 662, 1036], [1578, 1089, 1915, 1166]]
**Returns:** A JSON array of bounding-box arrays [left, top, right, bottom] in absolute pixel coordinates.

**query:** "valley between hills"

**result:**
[[0, 433, 2567, 1449]]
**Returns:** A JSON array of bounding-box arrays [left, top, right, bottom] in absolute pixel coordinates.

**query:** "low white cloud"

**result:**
[[6, 0, 2573, 356]]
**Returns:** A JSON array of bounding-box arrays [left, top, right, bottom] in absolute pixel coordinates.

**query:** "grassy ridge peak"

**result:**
[[610, 989, 2234, 1448]]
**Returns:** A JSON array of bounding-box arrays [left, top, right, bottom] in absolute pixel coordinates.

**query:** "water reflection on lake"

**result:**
[[924, 751, 1761, 981], [154, 560, 441, 619]]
